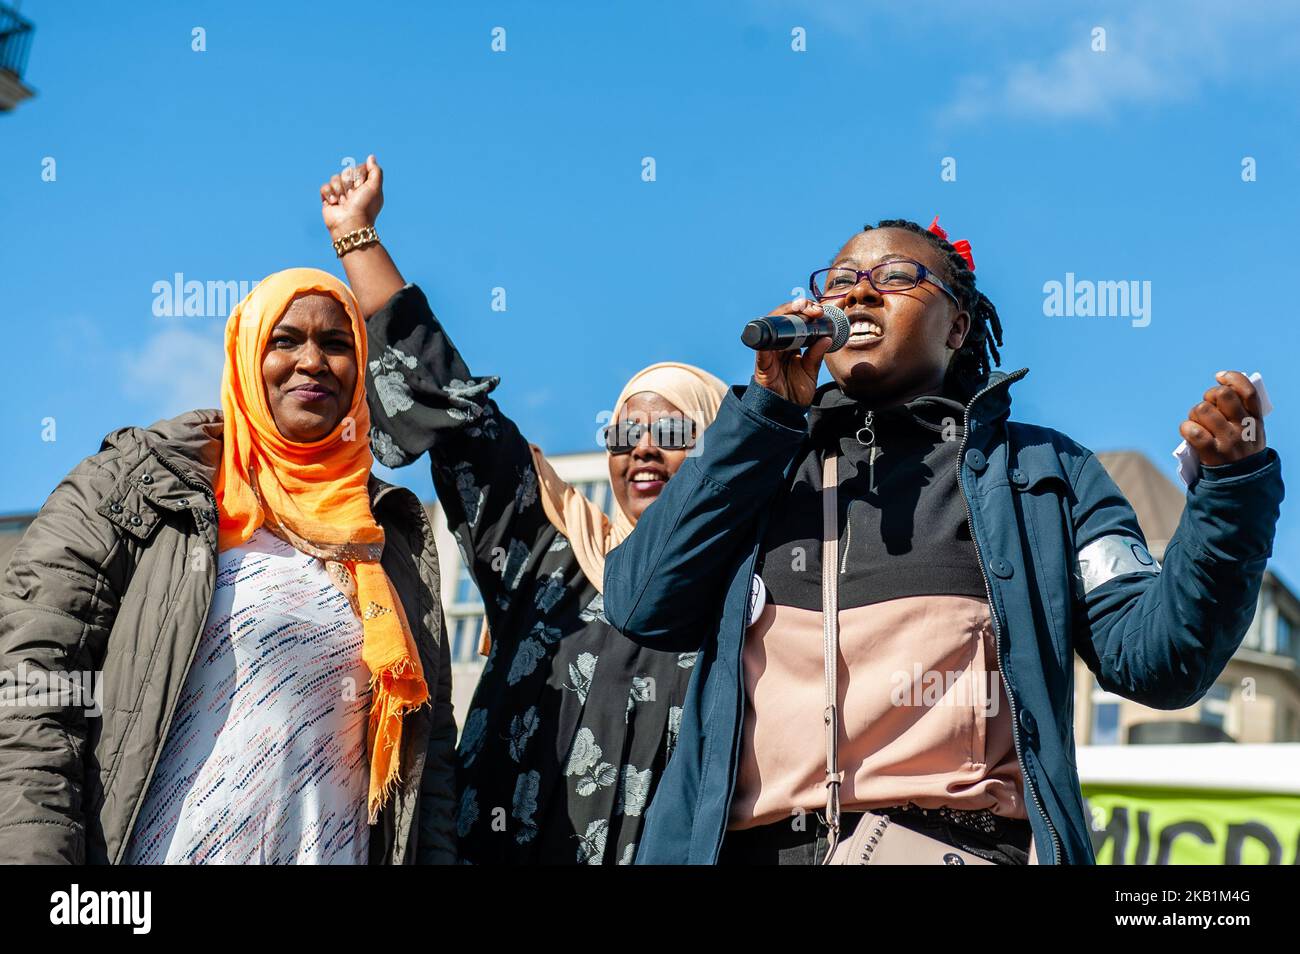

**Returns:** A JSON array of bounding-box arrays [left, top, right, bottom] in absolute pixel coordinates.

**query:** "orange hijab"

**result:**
[[215, 267, 428, 824]]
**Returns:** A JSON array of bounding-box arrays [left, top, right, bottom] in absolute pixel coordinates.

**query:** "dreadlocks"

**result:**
[[861, 218, 1004, 398]]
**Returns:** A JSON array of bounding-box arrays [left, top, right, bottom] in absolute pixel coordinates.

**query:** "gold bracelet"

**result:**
[[333, 225, 379, 257]]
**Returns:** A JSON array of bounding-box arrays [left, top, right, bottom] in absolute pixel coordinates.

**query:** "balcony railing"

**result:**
[[0, 2, 33, 79]]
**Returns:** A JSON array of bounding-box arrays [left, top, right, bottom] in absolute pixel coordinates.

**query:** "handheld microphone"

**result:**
[[741, 303, 851, 352]]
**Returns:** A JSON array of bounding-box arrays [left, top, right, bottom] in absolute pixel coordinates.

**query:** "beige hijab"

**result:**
[[479, 362, 728, 655]]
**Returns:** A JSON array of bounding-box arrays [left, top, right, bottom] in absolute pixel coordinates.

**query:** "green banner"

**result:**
[[1082, 785, 1300, 864]]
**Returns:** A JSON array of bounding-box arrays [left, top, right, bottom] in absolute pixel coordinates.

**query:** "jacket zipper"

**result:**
[[112, 451, 219, 864], [856, 410, 879, 494], [841, 411, 879, 569], [956, 371, 1063, 865], [714, 451, 796, 863], [713, 544, 762, 864]]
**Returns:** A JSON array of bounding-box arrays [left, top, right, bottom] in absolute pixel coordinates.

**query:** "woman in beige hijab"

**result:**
[[528, 361, 727, 611], [319, 155, 728, 864]]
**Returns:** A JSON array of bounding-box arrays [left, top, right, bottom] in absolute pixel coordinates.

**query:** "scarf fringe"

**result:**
[[366, 656, 430, 825]]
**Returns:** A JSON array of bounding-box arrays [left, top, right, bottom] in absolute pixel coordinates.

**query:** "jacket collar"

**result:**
[[805, 367, 1029, 442], [965, 367, 1030, 425]]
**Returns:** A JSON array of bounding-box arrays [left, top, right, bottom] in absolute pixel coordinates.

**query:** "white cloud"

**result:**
[[940, 3, 1300, 124], [522, 387, 553, 409], [121, 326, 225, 418]]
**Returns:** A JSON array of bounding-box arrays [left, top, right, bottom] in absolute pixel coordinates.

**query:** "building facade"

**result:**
[[0, 2, 35, 112]]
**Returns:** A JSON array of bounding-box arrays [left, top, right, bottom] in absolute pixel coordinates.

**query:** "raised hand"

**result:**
[[1179, 370, 1268, 466], [316, 153, 402, 319], [321, 154, 384, 240]]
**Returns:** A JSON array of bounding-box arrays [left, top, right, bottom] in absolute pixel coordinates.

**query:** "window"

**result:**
[[453, 560, 481, 606], [1090, 678, 1123, 745], [449, 614, 484, 664], [1276, 612, 1293, 658], [1091, 702, 1121, 745], [1199, 683, 1231, 730]]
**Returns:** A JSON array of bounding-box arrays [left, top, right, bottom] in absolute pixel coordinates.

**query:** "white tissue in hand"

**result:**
[[1173, 371, 1272, 488]]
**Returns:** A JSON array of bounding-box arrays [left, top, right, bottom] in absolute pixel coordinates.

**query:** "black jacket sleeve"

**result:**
[[364, 283, 556, 655], [1070, 446, 1284, 708]]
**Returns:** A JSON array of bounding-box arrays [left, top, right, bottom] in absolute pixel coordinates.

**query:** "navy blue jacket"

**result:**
[[603, 370, 1284, 864]]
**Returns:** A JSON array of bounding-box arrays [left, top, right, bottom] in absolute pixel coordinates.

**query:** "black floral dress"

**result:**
[[364, 284, 696, 864]]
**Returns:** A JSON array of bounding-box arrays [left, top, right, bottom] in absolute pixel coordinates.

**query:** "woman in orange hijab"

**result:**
[[0, 267, 456, 864], [212, 268, 431, 828]]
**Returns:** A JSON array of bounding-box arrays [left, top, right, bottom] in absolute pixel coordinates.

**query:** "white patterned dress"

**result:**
[[124, 528, 372, 865]]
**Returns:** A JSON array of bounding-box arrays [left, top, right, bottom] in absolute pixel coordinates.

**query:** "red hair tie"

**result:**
[[927, 215, 975, 272]]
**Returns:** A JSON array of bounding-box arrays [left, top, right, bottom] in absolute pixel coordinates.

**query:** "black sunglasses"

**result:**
[[603, 417, 698, 455]]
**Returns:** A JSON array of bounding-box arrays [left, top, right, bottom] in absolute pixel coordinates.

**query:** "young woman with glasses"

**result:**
[[603, 217, 1283, 864], [317, 156, 728, 864]]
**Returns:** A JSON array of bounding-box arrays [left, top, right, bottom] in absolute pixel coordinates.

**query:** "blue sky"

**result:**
[[3, 0, 1298, 582]]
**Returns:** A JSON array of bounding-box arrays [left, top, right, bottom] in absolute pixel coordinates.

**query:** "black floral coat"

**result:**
[[364, 284, 696, 864]]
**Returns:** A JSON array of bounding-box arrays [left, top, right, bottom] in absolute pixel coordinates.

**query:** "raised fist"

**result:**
[[321, 154, 384, 240], [1179, 370, 1268, 466]]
